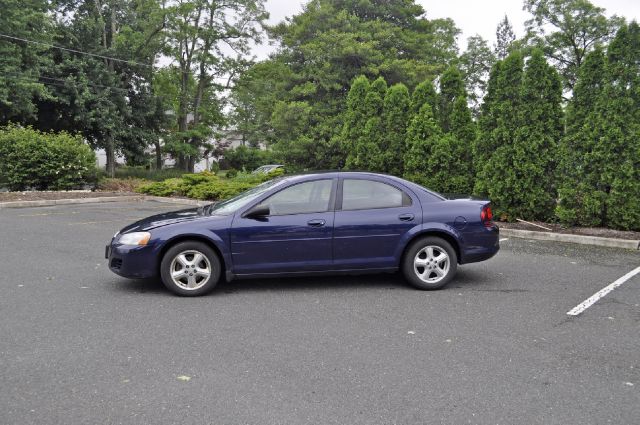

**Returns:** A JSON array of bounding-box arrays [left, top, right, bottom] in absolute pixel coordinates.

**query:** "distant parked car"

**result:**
[[252, 164, 284, 174], [106, 172, 499, 296]]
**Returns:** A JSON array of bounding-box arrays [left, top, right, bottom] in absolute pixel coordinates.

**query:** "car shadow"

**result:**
[[217, 272, 410, 294], [110, 269, 490, 296], [112, 277, 166, 295]]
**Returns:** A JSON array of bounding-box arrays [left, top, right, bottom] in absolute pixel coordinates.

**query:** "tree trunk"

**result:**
[[105, 140, 116, 178], [154, 140, 162, 170]]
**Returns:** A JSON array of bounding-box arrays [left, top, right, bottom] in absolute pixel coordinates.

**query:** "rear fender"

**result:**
[[393, 223, 463, 266]]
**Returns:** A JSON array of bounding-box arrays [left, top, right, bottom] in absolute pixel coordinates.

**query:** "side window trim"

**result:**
[[337, 177, 414, 212]]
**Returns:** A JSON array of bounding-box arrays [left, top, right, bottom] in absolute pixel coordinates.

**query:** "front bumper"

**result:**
[[106, 241, 159, 279]]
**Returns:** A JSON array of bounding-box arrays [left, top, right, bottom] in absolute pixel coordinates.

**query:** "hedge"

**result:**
[[0, 125, 97, 190]]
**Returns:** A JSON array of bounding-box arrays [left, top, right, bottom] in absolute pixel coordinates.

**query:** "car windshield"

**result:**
[[208, 178, 284, 215]]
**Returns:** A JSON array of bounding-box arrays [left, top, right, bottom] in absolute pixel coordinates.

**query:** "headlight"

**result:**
[[118, 232, 151, 246]]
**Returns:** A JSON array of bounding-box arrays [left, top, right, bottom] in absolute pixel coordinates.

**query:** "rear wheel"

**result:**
[[402, 236, 457, 290], [160, 241, 221, 296]]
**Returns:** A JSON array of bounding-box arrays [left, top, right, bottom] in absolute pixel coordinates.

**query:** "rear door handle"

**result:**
[[398, 213, 414, 222], [307, 219, 326, 227]]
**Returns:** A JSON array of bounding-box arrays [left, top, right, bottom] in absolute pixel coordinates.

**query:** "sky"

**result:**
[[252, 0, 640, 59]]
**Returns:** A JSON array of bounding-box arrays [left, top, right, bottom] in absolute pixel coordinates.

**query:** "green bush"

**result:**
[[137, 170, 284, 202], [185, 181, 256, 200], [225, 168, 238, 179], [137, 178, 185, 197], [0, 125, 97, 190]]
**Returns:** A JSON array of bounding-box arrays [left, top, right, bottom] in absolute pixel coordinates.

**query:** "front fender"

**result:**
[[151, 227, 232, 274]]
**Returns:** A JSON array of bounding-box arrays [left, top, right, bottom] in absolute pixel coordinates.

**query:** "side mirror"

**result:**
[[244, 204, 270, 219]]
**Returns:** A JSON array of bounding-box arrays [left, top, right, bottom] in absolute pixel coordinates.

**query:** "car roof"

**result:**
[[277, 171, 446, 201]]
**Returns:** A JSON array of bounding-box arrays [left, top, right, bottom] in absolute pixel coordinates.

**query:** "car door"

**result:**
[[230, 178, 337, 275], [333, 177, 421, 270]]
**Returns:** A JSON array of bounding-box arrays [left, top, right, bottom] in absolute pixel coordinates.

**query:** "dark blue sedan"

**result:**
[[106, 172, 499, 296]]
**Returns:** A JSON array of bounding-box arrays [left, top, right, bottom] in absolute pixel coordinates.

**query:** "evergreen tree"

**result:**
[[342, 76, 370, 167], [370, 77, 388, 101], [381, 83, 410, 175], [600, 22, 640, 230], [404, 104, 441, 185], [494, 15, 516, 60], [447, 96, 477, 194], [410, 80, 437, 117], [437, 66, 466, 133], [475, 51, 524, 217], [555, 48, 607, 226], [473, 60, 502, 171], [557, 23, 640, 230], [347, 76, 387, 171], [510, 49, 563, 219]]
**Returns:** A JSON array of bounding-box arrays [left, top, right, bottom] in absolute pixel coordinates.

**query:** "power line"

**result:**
[[2, 73, 131, 93], [0, 32, 154, 69]]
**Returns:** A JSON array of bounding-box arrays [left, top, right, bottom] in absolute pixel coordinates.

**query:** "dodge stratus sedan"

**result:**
[[106, 172, 499, 296]]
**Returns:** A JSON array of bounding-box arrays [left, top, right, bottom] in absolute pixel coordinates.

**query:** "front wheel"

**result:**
[[160, 241, 221, 296], [402, 236, 457, 290]]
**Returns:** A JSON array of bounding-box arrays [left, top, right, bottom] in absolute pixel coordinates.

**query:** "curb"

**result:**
[[0, 195, 145, 209], [145, 196, 210, 207], [0, 195, 209, 209], [500, 228, 640, 251]]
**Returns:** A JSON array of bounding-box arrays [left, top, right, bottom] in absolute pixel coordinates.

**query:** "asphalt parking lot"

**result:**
[[1, 200, 639, 425]]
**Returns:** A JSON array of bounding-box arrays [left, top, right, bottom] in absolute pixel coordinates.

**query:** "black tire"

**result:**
[[160, 241, 221, 296], [402, 236, 458, 290]]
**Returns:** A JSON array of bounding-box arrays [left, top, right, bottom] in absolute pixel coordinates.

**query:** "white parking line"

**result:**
[[567, 266, 640, 316], [500, 238, 509, 242]]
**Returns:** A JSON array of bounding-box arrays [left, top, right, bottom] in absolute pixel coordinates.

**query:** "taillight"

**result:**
[[481, 204, 493, 228]]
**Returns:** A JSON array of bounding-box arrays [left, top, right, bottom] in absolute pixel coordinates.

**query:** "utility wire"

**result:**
[[0, 32, 154, 69], [2, 73, 131, 93]]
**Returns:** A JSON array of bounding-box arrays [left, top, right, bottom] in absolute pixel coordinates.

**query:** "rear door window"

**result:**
[[341, 179, 412, 211]]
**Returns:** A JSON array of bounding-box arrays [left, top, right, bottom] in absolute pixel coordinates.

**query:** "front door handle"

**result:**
[[398, 213, 415, 222], [307, 219, 326, 227]]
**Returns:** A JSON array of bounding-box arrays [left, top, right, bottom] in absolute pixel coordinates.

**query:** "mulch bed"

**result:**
[[498, 220, 640, 241], [0, 191, 137, 202]]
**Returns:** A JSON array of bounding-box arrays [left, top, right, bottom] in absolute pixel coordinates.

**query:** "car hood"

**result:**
[[119, 206, 211, 233]]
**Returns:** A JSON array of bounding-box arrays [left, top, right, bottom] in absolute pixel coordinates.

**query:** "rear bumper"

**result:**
[[106, 242, 158, 279], [460, 225, 500, 264]]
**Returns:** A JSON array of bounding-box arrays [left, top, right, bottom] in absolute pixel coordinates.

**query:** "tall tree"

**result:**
[[494, 15, 516, 60], [0, 0, 52, 124], [555, 48, 607, 226], [229, 60, 293, 147], [40, 0, 167, 176], [410, 80, 437, 117], [165, 0, 267, 171], [460, 35, 495, 117], [523, 0, 623, 93], [342, 75, 370, 168], [251, 0, 459, 170], [510, 49, 563, 219], [381, 83, 410, 175], [437, 66, 466, 133], [404, 103, 441, 186], [345, 76, 386, 171], [474, 51, 524, 214], [557, 23, 640, 230]]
